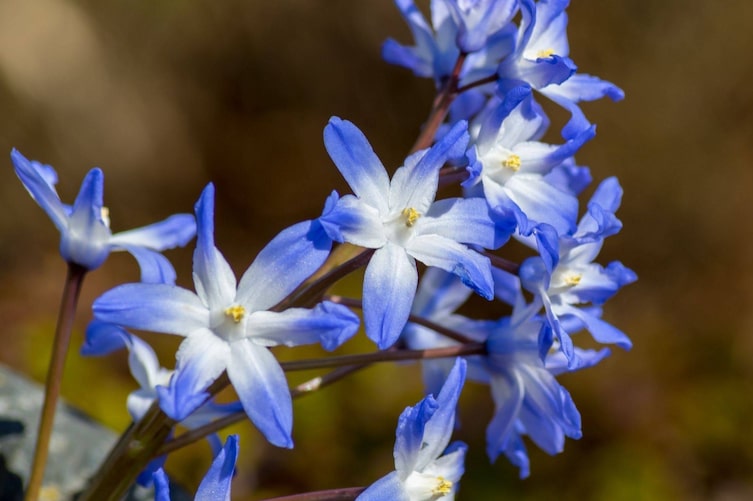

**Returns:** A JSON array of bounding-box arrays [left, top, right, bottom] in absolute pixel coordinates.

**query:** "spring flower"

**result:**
[[358, 359, 468, 501], [12, 148, 189, 499], [11, 149, 196, 282], [92, 184, 359, 447], [321, 117, 505, 349]]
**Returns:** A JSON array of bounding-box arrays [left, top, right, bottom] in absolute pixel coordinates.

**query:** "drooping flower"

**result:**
[[154, 434, 239, 501], [358, 359, 468, 501], [11, 149, 196, 282], [320, 117, 506, 349], [92, 184, 360, 447]]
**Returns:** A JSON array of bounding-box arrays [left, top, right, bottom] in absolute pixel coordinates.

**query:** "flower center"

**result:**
[[501, 154, 521, 172], [224, 305, 246, 323], [402, 207, 421, 227], [433, 476, 453, 495], [564, 273, 582, 286], [537, 48, 555, 58]]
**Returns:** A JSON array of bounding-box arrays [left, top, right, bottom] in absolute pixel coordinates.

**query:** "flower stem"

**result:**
[[280, 343, 485, 372], [410, 53, 467, 153], [260, 487, 366, 501], [25, 263, 87, 501], [157, 364, 369, 456]]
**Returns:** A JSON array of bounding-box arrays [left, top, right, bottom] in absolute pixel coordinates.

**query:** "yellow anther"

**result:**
[[502, 154, 521, 171], [402, 207, 421, 227], [564, 273, 582, 286], [433, 476, 453, 495], [101, 207, 110, 219], [224, 305, 246, 323], [537, 48, 555, 58]]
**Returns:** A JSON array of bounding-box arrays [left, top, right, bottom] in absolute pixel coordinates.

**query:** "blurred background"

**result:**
[[0, 0, 752, 499]]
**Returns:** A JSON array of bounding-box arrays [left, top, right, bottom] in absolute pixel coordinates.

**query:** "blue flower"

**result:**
[[478, 302, 609, 478], [154, 434, 238, 501], [357, 359, 468, 501], [92, 184, 360, 448], [11, 149, 196, 282], [320, 117, 505, 349], [465, 87, 593, 236], [514, 177, 637, 367], [496, 0, 577, 90]]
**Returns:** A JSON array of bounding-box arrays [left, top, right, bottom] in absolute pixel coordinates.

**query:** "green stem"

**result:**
[[25, 263, 87, 501]]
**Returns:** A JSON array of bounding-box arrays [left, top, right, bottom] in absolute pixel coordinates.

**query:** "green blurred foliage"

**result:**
[[1, 0, 753, 499]]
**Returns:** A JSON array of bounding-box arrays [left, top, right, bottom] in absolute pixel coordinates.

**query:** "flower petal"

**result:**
[[406, 234, 493, 300], [324, 117, 390, 213], [237, 219, 333, 310], [158, 329, 230, 421], [226, 340, 293, 448], [363, 244, 418, 349], [246, 302, 359, 351], [109, 213, 196, 251], [121, 246, 177, 285], [192, 184, 237, 308], [10, 149, 68, 231], [486, 370, 525, 462], [93, 283, 208, 335], [422, 197, 503, 249], [356, 471, 409, 501], [64, 168, 111, 269], [195, 435, 238, 501]]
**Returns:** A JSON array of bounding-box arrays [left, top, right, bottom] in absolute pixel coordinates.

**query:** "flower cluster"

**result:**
[[11, 0, 635, 498]]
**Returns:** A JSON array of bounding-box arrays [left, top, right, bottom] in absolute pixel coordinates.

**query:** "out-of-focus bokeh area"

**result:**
[[0, 0, 752, 499]]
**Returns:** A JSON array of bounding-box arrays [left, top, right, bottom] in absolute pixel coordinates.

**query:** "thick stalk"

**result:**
[[25, 263, 87, 501]]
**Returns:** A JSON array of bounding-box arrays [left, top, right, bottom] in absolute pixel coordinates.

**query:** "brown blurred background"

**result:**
[[0, 0, 752, 499]]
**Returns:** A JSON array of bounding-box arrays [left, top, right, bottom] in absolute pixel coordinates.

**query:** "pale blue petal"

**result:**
[[416, 359, 466, 469], [195, 435, 238, 501], [319, 195, 387, 248], [389, 121, 468, 213], [394, 396, 437, 477], [324, 117, 390, 213], [121, 246, 177, 285], [159, 329, 230, 421], [412, 267, 472, 319], [559, 305, 632, 350], [109, 213, 196, 251], [382, 38, 433, 78], [93, 283, 208, 335], [363, 244, 418, 349], [406, 234, 493, 300], [152, 469, 171, 501], [245, 302, 359, 351], [192, 184, 237, 308], [422, 197, 502, 249], [357, 471, 409, 501], [226, 340, 293, 448], [486, 370, 525, 461], [503, 174, 578, 235], [80, 320, 130, 356], [514, 55, 576, 89], [237, 218, 333, 310], [64, 168, 111, 269], [10, 149, 68, 231]]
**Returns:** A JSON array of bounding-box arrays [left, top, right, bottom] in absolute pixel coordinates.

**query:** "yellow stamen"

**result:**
[[537, 48, 555, 58], [564, 273, 582, 286], [224, 305, 246, 323], [502, 154, 521, 171], [402, 207, 421, 227], [433, 476, 453, 495]]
